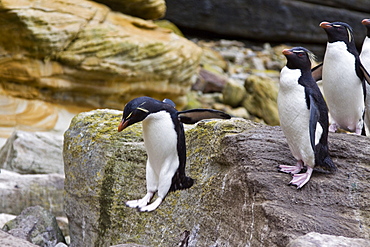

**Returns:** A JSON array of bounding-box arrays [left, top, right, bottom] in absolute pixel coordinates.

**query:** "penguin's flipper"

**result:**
[[311, 63, 323, 81], [163, 98, 176, 108], [178, 109, 231, 124], [308, 94, 320, 151], [359, 63, 370, 86]]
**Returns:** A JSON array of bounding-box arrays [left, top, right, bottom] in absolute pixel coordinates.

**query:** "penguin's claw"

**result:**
[[126, 192, 154, 209], [126, 199, 147, 208], [138, 198, 163, 212], [289, 167, 313, 189], [279, 161, 303, 174], [329, 123, 338, 133]]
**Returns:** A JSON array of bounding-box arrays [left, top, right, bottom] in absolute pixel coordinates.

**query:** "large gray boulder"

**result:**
[[0, 170, 65, 217], [64, 109, 370, 247], [0, 130, 64, 174], [165, 0, 370, 46]]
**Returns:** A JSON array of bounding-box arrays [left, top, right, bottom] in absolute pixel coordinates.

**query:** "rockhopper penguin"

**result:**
[[312, 21, 370, 135], [278, 47, 336, 189], [360, 18, 370, 133], [118, 96, 231, 212]]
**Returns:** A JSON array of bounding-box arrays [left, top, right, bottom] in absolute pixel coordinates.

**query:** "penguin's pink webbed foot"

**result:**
[[279, 160, 303, 174], [289, 167, 313, 189]]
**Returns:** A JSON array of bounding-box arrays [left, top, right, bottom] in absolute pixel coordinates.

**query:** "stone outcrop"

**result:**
[[2, 206, 66, 246], [64, 109, 370, 247], [0, 170, 65, 217], [94, 0, 166, 20], [0, 130, 64, 174], [165, 0, 370, 47], [0, 0, 202, 110], [0, 230, 39, 247]]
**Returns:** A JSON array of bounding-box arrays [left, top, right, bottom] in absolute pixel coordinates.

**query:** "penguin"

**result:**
[[278, 47, 336, 189], [312, 21, 370, 135], [117, 96, 231, 212], [360, 18, 370, 133]]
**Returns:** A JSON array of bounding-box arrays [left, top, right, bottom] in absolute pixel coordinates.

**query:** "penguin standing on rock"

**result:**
[[360, 18, 370, 133], [313, 21, 370, 135], [278, 47, 336, 189], [118, 96, 231, 212]]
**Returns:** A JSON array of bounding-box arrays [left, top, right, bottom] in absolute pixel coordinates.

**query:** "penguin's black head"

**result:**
[[118, 96, 152, 132], [320, 21, 354, 44], [362, 19, 370, 37], [282, 47, 314, 70]]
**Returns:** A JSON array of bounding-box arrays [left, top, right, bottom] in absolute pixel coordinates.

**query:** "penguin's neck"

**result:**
[[142, 111, 177, 155]]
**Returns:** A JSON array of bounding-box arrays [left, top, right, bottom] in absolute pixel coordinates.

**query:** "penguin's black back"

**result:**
[[169, 108, 194, 192]]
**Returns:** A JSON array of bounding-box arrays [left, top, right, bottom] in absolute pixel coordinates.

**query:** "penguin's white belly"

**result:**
[[142, 111, 179, 175], [322, 42, 364, 131], [278, 68, 318, 167]]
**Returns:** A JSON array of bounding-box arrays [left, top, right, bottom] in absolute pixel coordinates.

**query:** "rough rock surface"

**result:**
[[64, 109, 370, 247], [242, 74, 279, 125], [2, 205, 66, 246], [94, 0, 166, 20], [0, 0, 202, 109], [0, 130, 64, 174], [287, 232, 370, 247], [0, 230, 39, 247], [165, 0, 370, 46], [0, 170, 65, 217]]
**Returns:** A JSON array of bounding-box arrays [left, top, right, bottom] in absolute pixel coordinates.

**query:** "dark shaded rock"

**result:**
[[94, 0, 166, 20], [287, 232, 370, 247], [192, 68, 228, 93], [165, 0, 369, 47], [2, 206, 66, 247], [64, 110, 370, 247], [0, 130, 64, 174]]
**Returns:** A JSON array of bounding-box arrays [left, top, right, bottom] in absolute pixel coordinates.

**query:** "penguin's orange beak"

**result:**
[[320, 21, 331, 29], [118, 120, 129, 132], [282, 49, 293, 55], [362, 19, 370, 26]]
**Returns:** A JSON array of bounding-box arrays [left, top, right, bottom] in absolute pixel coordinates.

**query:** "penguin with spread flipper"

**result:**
[[118, 96, 231, 211]]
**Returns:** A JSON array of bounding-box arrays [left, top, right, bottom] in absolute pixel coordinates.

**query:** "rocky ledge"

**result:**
[[63, 109, 370, 247]]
